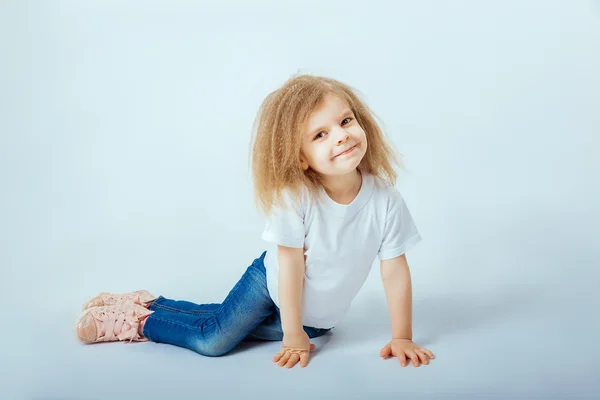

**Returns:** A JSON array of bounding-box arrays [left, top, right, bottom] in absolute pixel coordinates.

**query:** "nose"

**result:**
[[336, 130, 350, 145]]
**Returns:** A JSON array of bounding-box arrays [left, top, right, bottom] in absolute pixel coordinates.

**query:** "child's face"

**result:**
[[300, 94, 367, 177]]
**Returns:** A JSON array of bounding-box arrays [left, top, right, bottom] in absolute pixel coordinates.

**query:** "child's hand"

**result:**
[[380, 338, 435, 367], [273, 331, 316, 368]]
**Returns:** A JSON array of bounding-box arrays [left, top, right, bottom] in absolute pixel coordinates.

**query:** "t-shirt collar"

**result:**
[[318, 170, 374, 218]]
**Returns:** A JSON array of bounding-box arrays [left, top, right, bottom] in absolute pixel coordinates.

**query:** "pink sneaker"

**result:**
[[75, 303, 153, 344], [82, 290, 157, 311]]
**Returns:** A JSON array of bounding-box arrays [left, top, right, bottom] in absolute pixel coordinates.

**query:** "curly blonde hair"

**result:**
[[250, 73, 404, 215]]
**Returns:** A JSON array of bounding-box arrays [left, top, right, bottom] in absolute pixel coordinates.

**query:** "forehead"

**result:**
[[306, 94, 351, 130]]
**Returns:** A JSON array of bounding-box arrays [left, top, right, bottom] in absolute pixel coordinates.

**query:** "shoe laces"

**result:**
[[93, 306, 147, 342]]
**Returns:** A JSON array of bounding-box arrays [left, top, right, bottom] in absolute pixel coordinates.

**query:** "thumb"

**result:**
[[310, 343, 316, 351], [380, 345, 391, 358]]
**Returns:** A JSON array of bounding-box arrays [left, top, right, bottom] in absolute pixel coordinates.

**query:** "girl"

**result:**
[[75, 74, 435, 369]]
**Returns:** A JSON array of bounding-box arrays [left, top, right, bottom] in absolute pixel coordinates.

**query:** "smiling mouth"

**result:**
[[335, 144, 357, 158]]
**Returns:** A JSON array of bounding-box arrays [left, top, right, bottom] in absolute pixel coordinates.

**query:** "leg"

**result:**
[[146, 297, 220, 314], [142, 252, 276, 356], [244, 305, 333, 341]]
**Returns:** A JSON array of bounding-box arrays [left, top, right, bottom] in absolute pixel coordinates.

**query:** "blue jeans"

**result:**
[[142, 251, 332, 356]]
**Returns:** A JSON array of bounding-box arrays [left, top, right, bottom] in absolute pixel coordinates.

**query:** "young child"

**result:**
[[75, 74, 434, 369]]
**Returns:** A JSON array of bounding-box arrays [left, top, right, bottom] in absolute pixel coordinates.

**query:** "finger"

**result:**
[[272, 350, 285, 362], [381, 345, 391, 358], [407, 350, 420, 367], [415, 350, 429, 365], [421, 348, 435, 359], [285, 353, 301, 368], [278, 351, 290, 367], [310, 343, 316, 351], [278, 351, 291, 367], [397, 352, 408, 367], [300, 351, 310, 368]]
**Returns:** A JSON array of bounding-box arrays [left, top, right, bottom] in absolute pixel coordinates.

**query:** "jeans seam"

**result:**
[[147, 312, 217, 334], [151, 303, 214, 315]]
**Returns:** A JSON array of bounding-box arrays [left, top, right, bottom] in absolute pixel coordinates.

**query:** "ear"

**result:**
[[299, 154, 309, 171]]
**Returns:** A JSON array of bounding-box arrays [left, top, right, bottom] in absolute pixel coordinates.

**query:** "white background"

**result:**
[[1, 0, 599, 399]]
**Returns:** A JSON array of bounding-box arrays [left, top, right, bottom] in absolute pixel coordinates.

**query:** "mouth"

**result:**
[[334, 144, 358, 158]]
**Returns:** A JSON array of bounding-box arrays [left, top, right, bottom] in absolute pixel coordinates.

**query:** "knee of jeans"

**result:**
[[188, 335, 235, 357]]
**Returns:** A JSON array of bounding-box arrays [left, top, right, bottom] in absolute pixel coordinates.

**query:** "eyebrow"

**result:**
[[307, 109, 354, 137]]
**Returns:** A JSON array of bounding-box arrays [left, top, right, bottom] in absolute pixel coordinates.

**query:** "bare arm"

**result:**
[[273, 245, 315, 368], [277, 244, 306, 335], [379, 254, 434, 367], [380, 253, 412, 340]]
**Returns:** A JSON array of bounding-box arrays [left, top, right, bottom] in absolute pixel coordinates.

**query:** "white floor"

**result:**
[[6, 259, 599, 400]]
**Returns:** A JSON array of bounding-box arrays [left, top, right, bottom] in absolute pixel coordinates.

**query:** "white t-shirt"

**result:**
[[261, 172, 422, 329]]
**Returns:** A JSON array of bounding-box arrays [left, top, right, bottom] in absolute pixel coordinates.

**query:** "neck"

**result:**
[[320, 169, 362, 205]]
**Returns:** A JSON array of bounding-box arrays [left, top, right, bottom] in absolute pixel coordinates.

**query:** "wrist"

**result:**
[[391, 327, 412, 341], [392, 334, 413, 341], [283, 330, 306, 337]]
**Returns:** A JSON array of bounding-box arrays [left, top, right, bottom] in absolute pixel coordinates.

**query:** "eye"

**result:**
[[312, 117, 353, 141], [313, 131, 327, 140]]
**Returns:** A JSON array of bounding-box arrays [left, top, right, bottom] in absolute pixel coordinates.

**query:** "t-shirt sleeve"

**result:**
[[378, 190, 422, 260], [261, 190, 305, 249]]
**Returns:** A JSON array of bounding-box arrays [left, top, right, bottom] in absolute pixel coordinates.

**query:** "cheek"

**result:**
[[312, 148, 330, 163], [304, 146, 325, 164], [355, 129, 367, 147], [354, 126, 366, 139]]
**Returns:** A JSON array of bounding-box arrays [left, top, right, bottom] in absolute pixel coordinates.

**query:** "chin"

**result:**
[[330, 165, 362, 176], [315, 155, 365, 176]]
